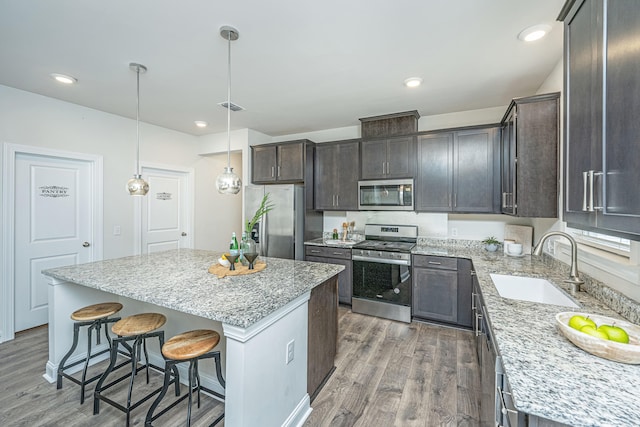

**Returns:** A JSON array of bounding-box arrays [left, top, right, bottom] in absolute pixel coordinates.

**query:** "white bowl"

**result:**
[[556, 311, 640, 364], [218, 257, 230, 267]]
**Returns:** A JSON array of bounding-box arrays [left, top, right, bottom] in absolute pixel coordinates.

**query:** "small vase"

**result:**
[[485, 243, 498, 252], [242, 238, 259, 269]]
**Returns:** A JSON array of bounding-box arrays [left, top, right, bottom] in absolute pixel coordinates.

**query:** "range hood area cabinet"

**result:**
[[500, 92, 560, 218], [251, 139, 314, 184], [360, 135, 416, 180], [415, 126, 500, 213], [314, 139, 360, 211], [561, 0, 640, 238]]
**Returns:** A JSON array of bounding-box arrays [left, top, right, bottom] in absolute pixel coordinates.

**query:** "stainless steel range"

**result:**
[[351, 224, 417, 323]]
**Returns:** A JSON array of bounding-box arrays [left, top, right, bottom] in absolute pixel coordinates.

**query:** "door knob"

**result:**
[[82, 242, 90, 247], [181, 232, 187, 236]]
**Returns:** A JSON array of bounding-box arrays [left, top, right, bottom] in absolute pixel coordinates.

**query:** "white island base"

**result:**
[[45, 277, 313, 427]]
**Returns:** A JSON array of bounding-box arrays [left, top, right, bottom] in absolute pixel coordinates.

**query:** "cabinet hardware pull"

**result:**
[[332, 252, 343, 255], [382, 162, 386, 174], [271, 166, 275, 178], [470, 270, 476, 276], [277, 165, 281, 177], [428, 261, 442, 265], [336, 194, 339, 206], [471, 292, 477, 310], [588, 170, 595, 212], [475, 314, 482, 336], [502, 192, 507, 209], [386, 161, 390, 175], [310, 250, 320, 253]]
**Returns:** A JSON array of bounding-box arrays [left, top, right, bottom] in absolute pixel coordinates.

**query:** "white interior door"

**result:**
[[141, 166, 193, 254], [14, 153, 94, 331]]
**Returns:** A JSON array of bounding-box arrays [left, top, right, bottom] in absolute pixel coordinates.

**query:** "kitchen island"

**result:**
[[413, 241, 640, 427], [42, 249, 343, 427]]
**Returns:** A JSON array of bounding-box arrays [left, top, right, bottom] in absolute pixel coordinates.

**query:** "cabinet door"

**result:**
[[314, 144, 338, 210], [306, 255, 352, 304], [252, 145, 277, 183], [501, 109, 516, 215], [277, 142, 304, 182], [386, 136, 414, 178], [454, 128, 498, 213], [564, 0, 602, 228], [416, 133, 453, 212], [601, 0, 640, 234], [456, 259, 473, 328], [360, 139, 388, 179], [335, 141, 360, 210], [412, 267, 458, 323]]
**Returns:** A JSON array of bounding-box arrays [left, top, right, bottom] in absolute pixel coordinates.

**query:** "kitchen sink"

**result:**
[[489, 274, 580, 308]]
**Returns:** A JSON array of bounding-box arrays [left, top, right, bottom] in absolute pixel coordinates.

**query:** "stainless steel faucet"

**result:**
[[533, 231, 585, 292]]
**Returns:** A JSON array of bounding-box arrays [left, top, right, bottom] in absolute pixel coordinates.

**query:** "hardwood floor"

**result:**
[[0, 308, 480, 426], [305, 307, 480, 427]]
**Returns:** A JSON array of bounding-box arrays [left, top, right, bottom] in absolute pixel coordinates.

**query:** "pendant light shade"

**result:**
[[127, 62, 149, 196], [216, 26, 242, 195]]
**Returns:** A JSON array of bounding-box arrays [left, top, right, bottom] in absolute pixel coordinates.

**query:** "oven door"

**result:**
[[352, 258, 412, 306]]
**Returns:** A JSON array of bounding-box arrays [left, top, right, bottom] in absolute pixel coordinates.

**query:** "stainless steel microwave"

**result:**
[[358, 179, 414, 211]]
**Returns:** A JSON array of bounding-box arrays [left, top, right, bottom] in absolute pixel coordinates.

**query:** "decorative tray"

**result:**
[[556, 311, 640, 364], [208, 261, 266, 278]]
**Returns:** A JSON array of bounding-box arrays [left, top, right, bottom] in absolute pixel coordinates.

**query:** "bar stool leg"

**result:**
[[94, 336, 121, 415], [57, 322, 81, 390]]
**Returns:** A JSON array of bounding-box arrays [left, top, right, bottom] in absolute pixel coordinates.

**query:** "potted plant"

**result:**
[[243, 193, 274, 264], [482, 236, 500, 252]]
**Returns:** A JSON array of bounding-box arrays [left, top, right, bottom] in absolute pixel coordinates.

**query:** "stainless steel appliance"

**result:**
[[358, 179, 414, 211], [351, 224, 417, 323], [244, 185, 322, 260]]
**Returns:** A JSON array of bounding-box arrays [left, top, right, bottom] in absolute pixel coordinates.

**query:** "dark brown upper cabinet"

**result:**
[[561, 0, 640, 238], [360, 136, 416, 180], [500, 92, 560, 218], [251, 139, 314, 184], [416, 126, 500, 213], [314, 140, 360, 211]]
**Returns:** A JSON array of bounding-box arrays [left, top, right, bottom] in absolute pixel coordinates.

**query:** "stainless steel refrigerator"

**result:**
[[244, 185, 322, 260]]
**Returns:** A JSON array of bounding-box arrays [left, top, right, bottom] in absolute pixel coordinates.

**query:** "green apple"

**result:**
[[598, 324, 629, 344], [569, 315, 596, 331], [580, 325, 610, 340]]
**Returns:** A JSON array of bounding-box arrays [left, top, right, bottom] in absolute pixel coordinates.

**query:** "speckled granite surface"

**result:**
[[413, 240, 640, 427], [42, 249, 344, 329]]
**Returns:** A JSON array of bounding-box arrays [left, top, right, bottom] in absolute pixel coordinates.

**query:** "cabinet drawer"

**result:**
[[305, 245, 352, 260], [412, 255, 457, 270]]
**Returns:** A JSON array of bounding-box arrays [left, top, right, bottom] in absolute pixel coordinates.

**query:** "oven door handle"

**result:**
[[352, 255, 411, 266]]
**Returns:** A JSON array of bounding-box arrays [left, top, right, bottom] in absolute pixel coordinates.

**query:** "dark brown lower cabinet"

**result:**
[[307, 275, 338, 401], [412, 255, 472, 328]]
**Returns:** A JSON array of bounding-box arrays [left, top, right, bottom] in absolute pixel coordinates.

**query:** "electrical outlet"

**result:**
[[286, 339, 295, 364], [451, 227, 458, 237], [113, 225, 121, 236]]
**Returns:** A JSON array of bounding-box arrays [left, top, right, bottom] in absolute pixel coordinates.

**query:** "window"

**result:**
[[568, 228, 631, 257]]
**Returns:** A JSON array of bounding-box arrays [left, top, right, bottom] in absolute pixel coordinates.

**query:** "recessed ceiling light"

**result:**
[[50, 73, 77, 84], [404, 77, 423, 88], [194, 121, 208, 128], [518, 24, 552, 42]]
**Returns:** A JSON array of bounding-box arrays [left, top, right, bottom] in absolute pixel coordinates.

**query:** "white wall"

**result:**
[[0, 84, 240, 258]]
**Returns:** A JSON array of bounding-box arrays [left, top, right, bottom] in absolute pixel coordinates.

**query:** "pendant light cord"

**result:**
[[136, 65, 141, 176], [226, 30, 232, 169]]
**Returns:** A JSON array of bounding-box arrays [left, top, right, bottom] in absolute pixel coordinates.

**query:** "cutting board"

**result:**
[[504, 225, 533, 254]]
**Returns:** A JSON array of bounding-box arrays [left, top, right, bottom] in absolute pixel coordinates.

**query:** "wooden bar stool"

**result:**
[[93, 312, 179, 427], [57, 302, 124, 404], [145, 329, 225, 427]]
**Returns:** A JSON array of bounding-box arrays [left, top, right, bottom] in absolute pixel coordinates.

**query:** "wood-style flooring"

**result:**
[[0, 307, 479, 426]]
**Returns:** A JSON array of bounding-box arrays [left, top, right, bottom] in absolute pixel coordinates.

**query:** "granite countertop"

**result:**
[[42, 249, 344, 329], [413, 242, 640, 427]]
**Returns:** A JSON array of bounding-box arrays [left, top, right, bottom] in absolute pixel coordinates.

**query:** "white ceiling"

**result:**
[[0, 0, 565, 137]]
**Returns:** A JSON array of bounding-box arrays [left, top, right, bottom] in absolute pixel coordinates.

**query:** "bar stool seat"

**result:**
[[145, 329, 225, 427], [57, 302, 123, 404], [94, 312, 178, 427]]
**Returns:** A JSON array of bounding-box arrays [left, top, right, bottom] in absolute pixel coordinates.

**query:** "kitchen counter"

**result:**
[[42, 248, 343, 328], [42, 248, 343, 427], [413, 241, 640, 427]]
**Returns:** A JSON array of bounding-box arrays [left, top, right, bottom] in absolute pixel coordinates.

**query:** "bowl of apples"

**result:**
[[556, 312, 640, 364]]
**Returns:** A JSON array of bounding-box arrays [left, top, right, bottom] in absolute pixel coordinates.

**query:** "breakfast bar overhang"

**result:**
[[42, 249, 343, 427]]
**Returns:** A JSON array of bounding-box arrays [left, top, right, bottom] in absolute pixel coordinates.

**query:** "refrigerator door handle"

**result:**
[[262, 213, 268, 257]]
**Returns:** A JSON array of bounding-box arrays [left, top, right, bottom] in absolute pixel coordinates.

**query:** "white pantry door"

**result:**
[[141, 166, 192, 254], [14, 153, 94, 331]]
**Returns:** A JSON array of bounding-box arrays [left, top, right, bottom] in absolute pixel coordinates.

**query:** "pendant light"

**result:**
[[126, 62, 149, 196], [215, 26, 242, 195]]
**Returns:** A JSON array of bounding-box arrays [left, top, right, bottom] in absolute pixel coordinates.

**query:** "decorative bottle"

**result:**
[[230, 232, 239, 262]]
